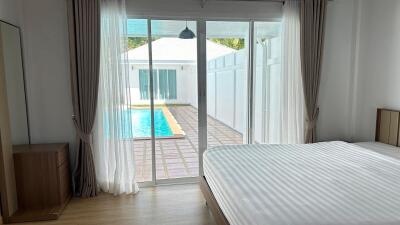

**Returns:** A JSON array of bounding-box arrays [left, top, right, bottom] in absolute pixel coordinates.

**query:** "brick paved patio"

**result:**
[[134, 105, 243, 182]]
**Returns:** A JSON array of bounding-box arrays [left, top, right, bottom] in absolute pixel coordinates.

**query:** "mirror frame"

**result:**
[[0, 19, 31, 145]]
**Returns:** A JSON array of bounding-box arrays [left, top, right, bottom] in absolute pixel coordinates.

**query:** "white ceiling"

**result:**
[[126, 0, 282, 20]]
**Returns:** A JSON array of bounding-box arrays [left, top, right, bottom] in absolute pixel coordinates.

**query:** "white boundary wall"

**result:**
[[207, 50, 247, 134]]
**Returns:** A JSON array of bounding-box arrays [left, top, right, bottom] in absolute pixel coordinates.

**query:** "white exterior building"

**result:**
[[127, 37, 235, 106]]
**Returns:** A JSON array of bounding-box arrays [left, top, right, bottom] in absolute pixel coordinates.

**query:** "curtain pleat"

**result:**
[[280, 0, 305, 144], [67, 0, 100, 197], [300, 0, 328, 143]]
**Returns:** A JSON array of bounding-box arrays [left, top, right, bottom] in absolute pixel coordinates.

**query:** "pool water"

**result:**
[[131, 109, 173, 138], [104, 108, 173, 139]]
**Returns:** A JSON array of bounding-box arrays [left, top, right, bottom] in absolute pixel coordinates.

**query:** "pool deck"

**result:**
[[134, 105, 243, 182]]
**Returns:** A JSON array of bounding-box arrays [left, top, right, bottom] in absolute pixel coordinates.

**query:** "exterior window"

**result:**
[[139, 69, 177, 100], [167, 70, 177, 99], [139, 69, 149, 100]]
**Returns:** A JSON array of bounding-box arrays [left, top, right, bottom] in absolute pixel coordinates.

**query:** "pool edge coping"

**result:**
[[129, 105, 186, 140]]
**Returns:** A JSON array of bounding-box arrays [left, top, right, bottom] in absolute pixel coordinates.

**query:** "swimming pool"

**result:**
[[131, 109, 173, 138], [104, 108, 182, 139]]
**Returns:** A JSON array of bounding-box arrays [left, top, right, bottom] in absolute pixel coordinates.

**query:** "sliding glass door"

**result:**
[[126, 19, 153, 183], [127, 18, 281, 185], [127, 19, 199, 184], [150, 20, 199, 182], [253, 22, 283, 144], [206, 21, 250, 148]]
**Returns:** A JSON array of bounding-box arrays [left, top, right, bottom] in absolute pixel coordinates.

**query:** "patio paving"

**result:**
[[134, 105, 243, 182]]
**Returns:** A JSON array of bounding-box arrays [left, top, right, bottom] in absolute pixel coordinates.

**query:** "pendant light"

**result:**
[[179, 21, 195, 39]]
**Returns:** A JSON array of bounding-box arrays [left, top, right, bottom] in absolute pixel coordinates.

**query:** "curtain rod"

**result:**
[[200, 0, 333, 8], [201, 0, 333, 4]]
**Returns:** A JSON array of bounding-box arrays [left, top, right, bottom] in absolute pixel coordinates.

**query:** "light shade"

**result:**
[[179, 27, 195, 39]]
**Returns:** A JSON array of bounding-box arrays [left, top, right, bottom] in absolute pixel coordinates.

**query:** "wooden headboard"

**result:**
[[376, 108, 400, 146]]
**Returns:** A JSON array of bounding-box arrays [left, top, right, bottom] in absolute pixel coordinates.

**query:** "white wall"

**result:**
[[317, 0, 358, 142], [1, 0, 74, 150], [352, 0, 400, 142], [318, 0, 400, 143], [207, 50, 247, 134], [0, 0, 21, 26], [19, 0, 75, 156], [184, 66, 198, 108], [2, 0, 74, 148]]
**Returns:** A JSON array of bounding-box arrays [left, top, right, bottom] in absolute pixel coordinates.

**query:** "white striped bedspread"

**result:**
[[203, 141, 400, 225]]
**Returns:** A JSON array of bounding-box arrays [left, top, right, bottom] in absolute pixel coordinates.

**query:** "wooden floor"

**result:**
[[13, 184, 217, 225]]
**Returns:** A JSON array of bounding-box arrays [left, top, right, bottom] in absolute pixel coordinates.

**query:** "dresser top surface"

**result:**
[[13, 143, 68, 154]]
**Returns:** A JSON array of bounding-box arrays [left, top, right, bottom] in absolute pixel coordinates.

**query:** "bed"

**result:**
[[201, 108, 400, 225]]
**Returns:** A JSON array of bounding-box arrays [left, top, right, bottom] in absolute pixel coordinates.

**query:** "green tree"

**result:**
[[127, 37, 245, 51], [209, 38, 245, 50], [127, 37, 159, 50]]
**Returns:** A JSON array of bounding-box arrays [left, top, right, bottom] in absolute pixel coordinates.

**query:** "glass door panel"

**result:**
[[252, 22, 282, 144], [206, 21, 250, 148], [150, 20, 199, 181], [126, 18, 153, 182]]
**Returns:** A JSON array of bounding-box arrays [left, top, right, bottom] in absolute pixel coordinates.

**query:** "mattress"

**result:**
[[354, 142, 400, 159], [203, 141, 400, 225]]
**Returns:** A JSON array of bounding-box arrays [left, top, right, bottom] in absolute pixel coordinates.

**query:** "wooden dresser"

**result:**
[[9, 143, 71, 223]]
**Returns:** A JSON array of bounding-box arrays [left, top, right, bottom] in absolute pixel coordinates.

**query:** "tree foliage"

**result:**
[[127, 37, 245, 51], [209, 38, 245, 50], [127, 37, 159, 49]]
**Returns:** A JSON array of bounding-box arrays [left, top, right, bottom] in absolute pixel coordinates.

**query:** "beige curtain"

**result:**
[[300, 0, 328, 143], [67, 0, 101, 197]]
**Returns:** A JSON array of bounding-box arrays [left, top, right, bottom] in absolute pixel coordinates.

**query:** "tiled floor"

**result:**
[[134, 105, 243, 182]]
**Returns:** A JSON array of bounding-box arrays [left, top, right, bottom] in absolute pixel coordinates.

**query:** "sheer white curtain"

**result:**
[[93, 0, 139, 195], [269, 0, 305, 144], [281, 0, 304, 143]]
